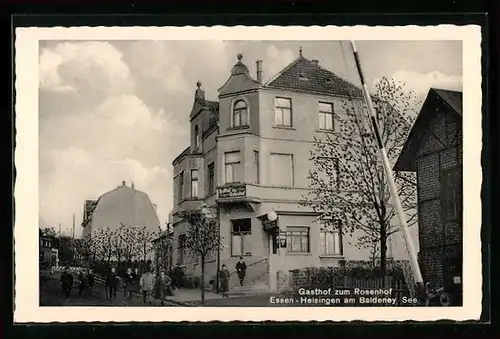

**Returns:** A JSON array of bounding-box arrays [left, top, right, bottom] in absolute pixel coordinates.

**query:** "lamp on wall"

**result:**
[[267, 210, 278, 222]]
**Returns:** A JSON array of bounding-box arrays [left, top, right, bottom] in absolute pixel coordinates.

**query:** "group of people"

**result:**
[[59, 267, 95, 299], [103, 263, 185, 305], [58, 258, 247, 302]]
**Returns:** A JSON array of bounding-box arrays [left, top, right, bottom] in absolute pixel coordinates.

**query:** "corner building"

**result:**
[[171, 50, 411, 292]]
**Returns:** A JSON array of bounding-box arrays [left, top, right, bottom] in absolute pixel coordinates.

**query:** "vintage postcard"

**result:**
[[14, 25, 482, 322]]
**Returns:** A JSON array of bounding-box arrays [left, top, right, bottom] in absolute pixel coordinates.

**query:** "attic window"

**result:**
[[298, 72, 309, 81]]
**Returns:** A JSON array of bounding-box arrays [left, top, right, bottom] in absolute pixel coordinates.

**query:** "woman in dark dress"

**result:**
[[219, 264, 230, 298]]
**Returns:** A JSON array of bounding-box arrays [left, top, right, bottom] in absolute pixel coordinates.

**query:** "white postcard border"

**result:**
[[14, 25, 483, 322]]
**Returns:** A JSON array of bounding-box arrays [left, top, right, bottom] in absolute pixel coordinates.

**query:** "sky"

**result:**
[[38, 40, 463, 237]]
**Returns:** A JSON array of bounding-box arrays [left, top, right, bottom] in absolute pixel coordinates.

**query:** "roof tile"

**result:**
[[265, 56, 363, 98]]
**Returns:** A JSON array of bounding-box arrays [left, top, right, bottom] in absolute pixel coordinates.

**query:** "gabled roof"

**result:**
[[393, 87, 463, 172], [433, 88, 462, 116], [189, 98, 219, 120], [264, 56, 363, 98]]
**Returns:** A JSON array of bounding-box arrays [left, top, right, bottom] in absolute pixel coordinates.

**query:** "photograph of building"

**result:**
[[34, 35, 468, 308]]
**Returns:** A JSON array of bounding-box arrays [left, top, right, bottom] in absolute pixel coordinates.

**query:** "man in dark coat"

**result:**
[[60, 267, 74, 299], [235, 257, 247, 286], [77, 269, 87, 297], [105, 267, 119, 300], [87, 269, 95, 295]]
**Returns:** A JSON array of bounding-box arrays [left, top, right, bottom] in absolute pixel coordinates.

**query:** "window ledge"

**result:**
[[273, 125, 295, 130], [316, 129, 337, 134], [319, 255, 344, 259], [231, 254, 252, 257], [228, 125, 250, 131], [286, 252, 312, 256]]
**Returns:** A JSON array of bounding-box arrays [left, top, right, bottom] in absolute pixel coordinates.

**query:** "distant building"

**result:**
[[39, 229, 58, 267], [394, 88, 463, 290], [171, 50, 416, 292], [81, 181, 161, 262]]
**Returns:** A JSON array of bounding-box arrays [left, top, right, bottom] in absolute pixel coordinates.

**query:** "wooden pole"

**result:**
[[349, 41, 423, 287]]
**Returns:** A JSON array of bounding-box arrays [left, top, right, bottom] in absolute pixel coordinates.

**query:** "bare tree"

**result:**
[[135, 226, 157, 262], [72, 234, 95, 266], [120, 223, 140, 263], [111, 225, 128, 264], [177, 207, 221, 303], [302, 77, 419, 274], [92, 227, 114, 265]]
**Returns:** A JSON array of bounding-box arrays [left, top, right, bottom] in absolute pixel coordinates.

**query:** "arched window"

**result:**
[[194, 125, 200, 149], [233, 100, 249, 127]]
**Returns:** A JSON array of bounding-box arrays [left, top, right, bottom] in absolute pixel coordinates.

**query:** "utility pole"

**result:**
[[72, 214, 76, 239], [349, 41, 424, 298]]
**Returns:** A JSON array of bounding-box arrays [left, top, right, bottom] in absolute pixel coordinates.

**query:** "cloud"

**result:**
[[380, 70, 463, 101], [39, 41, 135, 102], [263, 44, 295, 82]]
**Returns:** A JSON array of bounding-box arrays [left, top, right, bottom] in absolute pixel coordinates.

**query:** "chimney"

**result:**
[[131, 182, 135, 189], [122, 180, 126, 186], [312, 59, 319, 65], [256, 60, 263, 83]]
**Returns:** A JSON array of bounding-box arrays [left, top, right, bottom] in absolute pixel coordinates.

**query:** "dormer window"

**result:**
[[194, 125, 200, 149], [298, 72, 309, 81], [232, 100, 249, 127]]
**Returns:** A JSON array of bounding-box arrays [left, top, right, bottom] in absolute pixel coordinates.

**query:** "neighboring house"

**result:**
[[81, 181, 161, 261], [394, 87, 463, 289], [170, 50, 416, 292], [39, 229, 58, 267]]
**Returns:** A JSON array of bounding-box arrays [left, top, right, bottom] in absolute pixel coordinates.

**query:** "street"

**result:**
[[39, 275, 177, 307]]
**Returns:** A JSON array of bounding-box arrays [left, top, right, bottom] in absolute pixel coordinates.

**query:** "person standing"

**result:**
[[60, 267, 74, 300], [139, 267, 155, 305], [123, 268, 134, 300], [87, 269, 95, 295], [105, 267, 119, 300], [219, 264, 230, 298], [235, 257, 247, 286], [77, 269, 87, 297]]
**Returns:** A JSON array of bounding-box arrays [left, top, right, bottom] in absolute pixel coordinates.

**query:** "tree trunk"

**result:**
[[200, 255, 205, 303], [380, 222, 387, 275]]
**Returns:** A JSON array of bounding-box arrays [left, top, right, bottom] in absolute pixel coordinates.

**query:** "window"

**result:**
[[207, 163, 215, 195], [441, 167, 462, 221], [194, 125, 200, 149], [253, 150, 260, 184], [224, 151, 242, 183], [320, 221, 342, 255], [231, 219, 251, 256], [274, 97, 292, 127], [190, 169, 199, 198], [178, 171, 184, 203], [286, 227, 309, 253], [318, 102, 334, 130], [269, 153, 294, 187], [178, 234, 186, 265], [233, 100, 249, 127]]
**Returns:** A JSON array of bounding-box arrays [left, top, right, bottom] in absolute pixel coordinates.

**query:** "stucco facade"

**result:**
[[171, 52, 417, 292]]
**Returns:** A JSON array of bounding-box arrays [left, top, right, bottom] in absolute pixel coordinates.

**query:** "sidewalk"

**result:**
[[164, 288, 227, 305]]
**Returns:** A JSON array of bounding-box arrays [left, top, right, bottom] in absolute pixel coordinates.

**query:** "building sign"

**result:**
[[218, 185, 246, 198], [262, 219, 278, 231]]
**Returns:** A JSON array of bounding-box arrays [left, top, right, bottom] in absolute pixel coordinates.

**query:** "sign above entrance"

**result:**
[[263, 219, 278, 231], [218, 185, 246, 198]]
